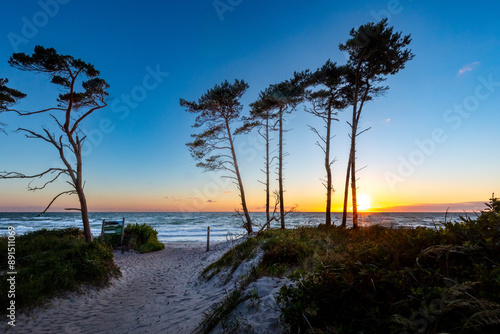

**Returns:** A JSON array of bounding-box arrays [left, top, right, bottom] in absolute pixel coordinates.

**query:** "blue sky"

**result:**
[[0, 0, 499, 212]]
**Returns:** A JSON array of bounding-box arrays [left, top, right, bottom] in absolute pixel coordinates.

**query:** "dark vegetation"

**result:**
[[102, 223, 165, 253], [0, 228, 119, 314], [200, 197, 500, 333], [0, 223, 163, 314], [0, 78, 25, 132]]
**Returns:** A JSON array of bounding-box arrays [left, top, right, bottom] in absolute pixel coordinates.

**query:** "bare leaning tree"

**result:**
[[0, 46, 109, 242], [236, 90, 279, 230], [340, 19, 414, 228], [305, 61, 348, 227], [180, 79, 253, 234], [251, 76, 305, 229], [0, 78, 26, 132]]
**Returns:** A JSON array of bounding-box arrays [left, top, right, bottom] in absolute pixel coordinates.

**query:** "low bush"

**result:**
[[102, 223, 165, 253], [0, 228, 120, 313], [276, 197, 500, 333], [197, 197, 500, 333], [124, 223, 165, 253]]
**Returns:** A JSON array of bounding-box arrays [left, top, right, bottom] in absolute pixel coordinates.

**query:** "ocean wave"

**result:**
[[0, 212, 465, 243]]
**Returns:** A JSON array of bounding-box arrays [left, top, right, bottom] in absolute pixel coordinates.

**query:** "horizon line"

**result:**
[[0, 210, 477, 214]]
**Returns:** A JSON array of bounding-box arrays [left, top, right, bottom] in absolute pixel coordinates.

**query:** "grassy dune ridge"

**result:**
[[200, 198, 500, 333]]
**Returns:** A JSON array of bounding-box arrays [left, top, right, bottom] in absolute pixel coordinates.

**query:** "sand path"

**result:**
[[8, 242, 235, 334]]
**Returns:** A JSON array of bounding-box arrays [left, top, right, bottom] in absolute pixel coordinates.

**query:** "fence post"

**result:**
[[207, 226, 210, 252]]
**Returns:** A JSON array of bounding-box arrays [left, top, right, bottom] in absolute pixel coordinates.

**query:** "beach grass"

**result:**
[[201, 237, 259, 282], [0, 228, 120, 314], [195, 289, 251, 334], [199, 197, 500, 333]]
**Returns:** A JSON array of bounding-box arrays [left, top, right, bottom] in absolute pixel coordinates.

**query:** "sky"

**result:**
[[0, 0, 499, 213]]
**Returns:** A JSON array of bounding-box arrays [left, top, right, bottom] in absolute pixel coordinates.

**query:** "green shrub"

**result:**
[[276, 197, 500, 333], [195, 197, 500, 333], [123, 223, 165, 253], [101, 223, 164, 253], [0, 228, 120, 313]]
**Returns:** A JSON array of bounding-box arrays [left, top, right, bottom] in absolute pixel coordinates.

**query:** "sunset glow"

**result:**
[[357, 195, 372, 212]]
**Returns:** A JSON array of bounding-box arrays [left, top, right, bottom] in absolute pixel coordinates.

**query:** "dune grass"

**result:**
[[201, 237, 260, 281], [199, 197, 500, 333], [0, 228, 120, 314]]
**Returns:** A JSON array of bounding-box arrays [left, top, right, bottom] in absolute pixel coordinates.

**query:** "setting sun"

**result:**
[[357, 194, 372, 211]]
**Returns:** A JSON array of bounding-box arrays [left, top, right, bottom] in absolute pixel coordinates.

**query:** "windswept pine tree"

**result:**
[[252, 75, 306, 229], [181, 79, 253, 234], [236, 92, 279, 229], [0, 78, 26, 132], [0, 46, 109, 242], [339, 19, 414, 228], [305, 61, 348, 227]]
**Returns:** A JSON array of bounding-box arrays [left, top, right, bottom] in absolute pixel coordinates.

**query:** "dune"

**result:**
[[8, 241, 264, 333]]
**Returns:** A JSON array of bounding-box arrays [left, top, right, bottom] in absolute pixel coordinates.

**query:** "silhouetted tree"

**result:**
[[0, 78, 26, 132], [339, 19, 414, 229], [0, 46, 109, 242], [181, 79, 253, 234], [305, 61, 348, 226], [236, 93, 279, 229], [253, 75, 306, 229]]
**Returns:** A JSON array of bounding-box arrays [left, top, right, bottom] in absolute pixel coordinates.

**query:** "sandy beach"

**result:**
[[7, 241, 256, 334]]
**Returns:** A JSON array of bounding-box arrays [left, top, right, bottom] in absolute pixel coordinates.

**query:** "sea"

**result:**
[[0, 211, 470, 243]]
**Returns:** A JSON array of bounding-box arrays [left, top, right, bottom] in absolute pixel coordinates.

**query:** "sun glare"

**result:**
[[357, 194, 372, 211]]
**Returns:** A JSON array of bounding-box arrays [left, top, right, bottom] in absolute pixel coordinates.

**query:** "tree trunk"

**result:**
[[225, 118, 252, 233], [344, 67, 361, 229], [278, 107, 285, 229], [77, 188, 93, 242], [349, 105, 359, 229], [350, 134, 358, 229], [341, 157, 351, 228], [73, 135, 93, 242], [265, 114, 270, 226], [325, 107, 333, 227]]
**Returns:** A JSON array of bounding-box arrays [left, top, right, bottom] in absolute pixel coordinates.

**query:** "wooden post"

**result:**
[[121, 217, 125, 253], [100, 219, 105, 242], [206, 226, 210, 252], [120, 217, 125, 246]]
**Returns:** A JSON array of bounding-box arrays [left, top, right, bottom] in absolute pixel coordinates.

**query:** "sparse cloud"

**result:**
[[223, 191, 232, 194], [163, 196, 169, 199], [207, 199, 217, 203], [458, 62, 480, 75], [386, 118, 391, 122]]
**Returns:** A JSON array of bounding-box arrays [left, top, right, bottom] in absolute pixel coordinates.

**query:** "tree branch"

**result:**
[[17, 128, 52, 143], [70, 103, 107, 135], [36, 190, 77, 216], [27, 170, 67, 191], [14, 107, 66, 116], [0, 168, 70, 180]]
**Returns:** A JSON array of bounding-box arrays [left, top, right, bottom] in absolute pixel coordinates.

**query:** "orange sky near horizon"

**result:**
[[0, 184, 489, 213]]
